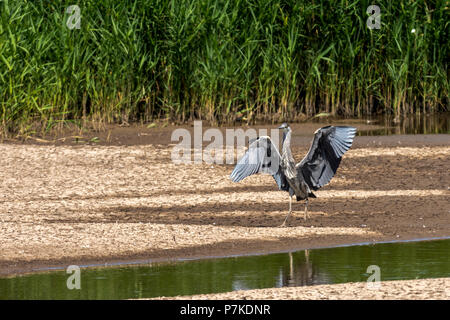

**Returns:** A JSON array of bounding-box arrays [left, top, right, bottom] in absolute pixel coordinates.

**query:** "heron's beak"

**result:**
[[277, 125, 284, 129]]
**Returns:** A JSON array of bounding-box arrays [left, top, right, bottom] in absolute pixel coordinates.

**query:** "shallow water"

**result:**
[[357, 112, 450, 135], [1, 238, 449, 299]]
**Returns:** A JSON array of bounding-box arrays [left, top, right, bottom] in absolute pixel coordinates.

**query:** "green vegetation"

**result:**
[[0, 0, 448, 135]]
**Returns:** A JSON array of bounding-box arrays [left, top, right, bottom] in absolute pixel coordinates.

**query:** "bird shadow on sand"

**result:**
[[41, 194, 447, 231]]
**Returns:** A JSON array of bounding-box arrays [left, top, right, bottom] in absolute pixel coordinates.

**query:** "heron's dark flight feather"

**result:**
[[297, 126, 356, 190]]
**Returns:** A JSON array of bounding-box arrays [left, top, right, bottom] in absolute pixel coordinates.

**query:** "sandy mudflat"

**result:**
[[154, 278, 450, 300], [0, 123, 449, 276]]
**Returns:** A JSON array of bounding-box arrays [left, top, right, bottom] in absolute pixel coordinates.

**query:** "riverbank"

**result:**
[[154, 278, 450, 300]]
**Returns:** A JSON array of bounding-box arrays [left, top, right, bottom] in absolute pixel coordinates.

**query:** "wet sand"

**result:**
[[154, 278, 450, 300], [0, 123, 449, 276]]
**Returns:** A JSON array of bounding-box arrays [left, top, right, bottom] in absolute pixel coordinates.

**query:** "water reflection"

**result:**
[[280, 250, 322, 287], [359, 112, 450, 135]]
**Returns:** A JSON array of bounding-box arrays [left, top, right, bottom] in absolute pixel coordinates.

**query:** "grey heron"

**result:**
[[230, 123, 356, 227]]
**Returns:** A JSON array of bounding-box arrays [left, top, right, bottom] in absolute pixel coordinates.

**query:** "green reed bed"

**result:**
[[0, 0, 448, 135]]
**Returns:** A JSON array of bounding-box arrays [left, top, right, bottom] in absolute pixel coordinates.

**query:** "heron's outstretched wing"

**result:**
[[297, 126, 356, 190], [230, 136, 289, 191]]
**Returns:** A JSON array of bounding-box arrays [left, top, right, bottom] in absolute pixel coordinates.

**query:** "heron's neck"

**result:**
[[282, 128, 292, 154]]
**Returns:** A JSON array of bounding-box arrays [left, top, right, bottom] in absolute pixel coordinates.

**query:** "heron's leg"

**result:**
[[303, 199, 309, 220], [289, 195, 292, 214], [279, 196, 292, 227]]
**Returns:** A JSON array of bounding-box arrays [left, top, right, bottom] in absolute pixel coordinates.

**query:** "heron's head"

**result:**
[[278, 122, 289, 130]]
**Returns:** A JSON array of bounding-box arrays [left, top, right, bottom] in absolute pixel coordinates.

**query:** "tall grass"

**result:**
[[0, 0, 448, 135]]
